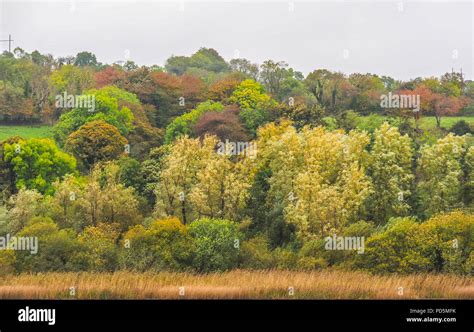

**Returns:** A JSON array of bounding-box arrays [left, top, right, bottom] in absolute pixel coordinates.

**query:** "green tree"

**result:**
[[49, 64, 94, 95], [165, 48, 229, 75], [53, 86, 135, 145], [259, 60, 289, 99], [188, 218, 241, 272], [3, 138, 76, 195], [74, 51, 99, 68], [229, 79, 276, 135], [229, 79, 272, 110]]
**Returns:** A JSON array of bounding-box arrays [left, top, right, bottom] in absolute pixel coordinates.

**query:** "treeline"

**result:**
[[1, 47, 474, 128], [0, 123, 472, 275], [0, 47, 473, 275]]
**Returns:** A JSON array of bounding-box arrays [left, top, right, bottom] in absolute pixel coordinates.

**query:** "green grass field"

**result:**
[[0, 125, 54, 141], [418, 116, 474, 129], [355, 115, 474, 130]]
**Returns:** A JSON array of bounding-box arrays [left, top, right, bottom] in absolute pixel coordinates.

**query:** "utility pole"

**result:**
[[0, 34, 13, 53]]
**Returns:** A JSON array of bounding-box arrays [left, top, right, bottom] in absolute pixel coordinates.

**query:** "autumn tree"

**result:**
[[73, 223, 119, 271], [46, 174, 84, 229], [193, 106, 248, 142], [164, 100, 224, 143], [119, 217, 194, 271], [66, 120, 128, 170], [99, 163, 141, 229], [207, 75, 241, 102], [94, 66, 125, 88], [180, 74, 206, 109]]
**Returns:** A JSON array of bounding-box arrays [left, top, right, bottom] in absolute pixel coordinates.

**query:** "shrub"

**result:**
[[119, 217, 194, 271], [0, 250, 16, 275], [336, 110, 359, 131], [355, 212, 474, 274], [419, 211, 473, 274], [238, 235, 274, 269], [272, 247, 298, 270], [298, 238, 344, 267], [449, 120, 472, 136], [188, 218, 241, 272], [296, 256, 328, 271], [355, 217, 432, 274], [15, 217, 80, 272], [343, 220, 376, 239], [71, 223, 120, 271]]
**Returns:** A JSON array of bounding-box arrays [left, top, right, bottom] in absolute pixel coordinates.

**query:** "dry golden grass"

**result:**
[[0, 270, 472, 299]]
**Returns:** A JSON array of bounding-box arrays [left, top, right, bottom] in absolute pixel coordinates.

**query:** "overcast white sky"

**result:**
[[0, 0, 473, 80]]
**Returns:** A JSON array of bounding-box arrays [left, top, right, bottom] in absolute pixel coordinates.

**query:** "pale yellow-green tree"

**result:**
[[284, 127, 372, 240], [257, 122, 305, 209], [77, 163, 140, 230], [46, 174, 84, 229], [188, 143, 254, 221], [155, 135, 254, 223], [78, 167, 102, 227], [100, 163, 141, 230], [417, 134, 467, 218], [154, 136, 215, 224], [367, 123, 414, 223], [465, 146, 474, 208], [255, 121, 372, 240], [7, 189, 45, 233]]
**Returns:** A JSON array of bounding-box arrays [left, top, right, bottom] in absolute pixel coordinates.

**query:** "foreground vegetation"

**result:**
[[0, 270, 471, 299]]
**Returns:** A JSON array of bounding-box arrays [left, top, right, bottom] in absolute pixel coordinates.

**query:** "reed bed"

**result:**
[[0, 270, 472, 299]]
